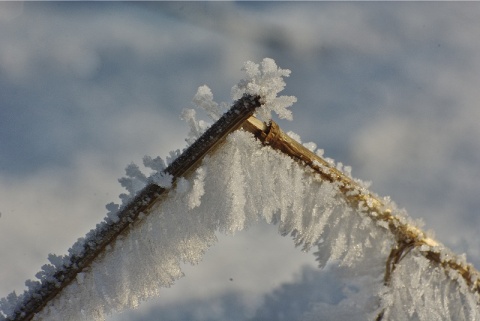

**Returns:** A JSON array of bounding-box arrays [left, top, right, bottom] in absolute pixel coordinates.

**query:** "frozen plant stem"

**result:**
[[241, 118, 480, 296], [11, 56, 474, 320], [8, 94, 261, 321]]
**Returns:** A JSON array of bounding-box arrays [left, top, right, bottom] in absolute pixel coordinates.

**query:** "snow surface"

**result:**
[[1, 58, 479, 320]]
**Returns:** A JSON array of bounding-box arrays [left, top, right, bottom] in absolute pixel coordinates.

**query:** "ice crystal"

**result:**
[[232, 58, 297, 122], [183, 58, 297, 145]]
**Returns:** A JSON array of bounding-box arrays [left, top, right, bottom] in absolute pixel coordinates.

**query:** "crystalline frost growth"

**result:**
[[232, 58, 297, 122], [25, 128, 394, 321], [2, 58, 480, 321], [183, 58, 297, 146], [379, 250, 480, 321]]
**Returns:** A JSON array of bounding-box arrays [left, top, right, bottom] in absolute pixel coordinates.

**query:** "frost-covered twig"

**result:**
[[241, 117, 480, 312], [1, 57, 292, 321], [4, 57, 479, 321], [0, 94, 261, 321]]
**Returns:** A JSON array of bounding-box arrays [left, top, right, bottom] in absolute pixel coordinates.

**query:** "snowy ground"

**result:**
[[1, 2, 480, 320]]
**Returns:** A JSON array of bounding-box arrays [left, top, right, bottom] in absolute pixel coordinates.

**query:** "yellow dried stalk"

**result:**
[[241, 116, 480, 294]]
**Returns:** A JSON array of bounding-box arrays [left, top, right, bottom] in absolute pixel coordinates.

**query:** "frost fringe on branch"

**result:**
[[0, 58, 289, 321], [240, 117, 480, 320], [119, 58, 296, 208], [2, 58, 480, 321]]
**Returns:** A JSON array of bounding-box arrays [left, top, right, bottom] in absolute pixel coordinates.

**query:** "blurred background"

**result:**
[[1, 2, 480, 320]]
